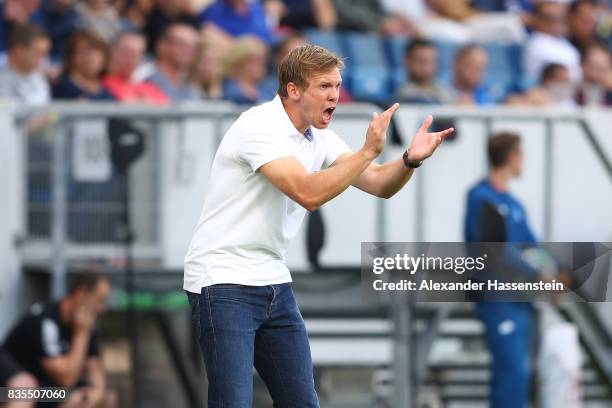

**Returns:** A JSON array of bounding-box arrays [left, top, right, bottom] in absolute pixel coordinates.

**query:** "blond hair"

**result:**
[[277, 45, 344, 98], [223, 36, 267, 77]]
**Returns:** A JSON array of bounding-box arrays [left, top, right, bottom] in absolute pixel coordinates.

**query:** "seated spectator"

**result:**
[[506, 63, 575, 106], [222, 36, 268, 104], [384, 0, 525, 42], [524, 1, 581, 83], [53, 31, 115, 100], [75, 0, 122, 44], [332, 0, 417, 35], [266, 0, 338, 31], [0, 23, 51, 106], [200, 0, 275, 44], [427, 0, 481, 21], [0, 0, 42, 64], [147, 23, 201, 102], [120, 0, 155, 30], [3, 272, 117, 407], [393, 38, 453, 104], [145, 0, 200, 53], [451, 44, 495, 105], [575, 43, 612, 105], [190, 42, 224, 99], [38, 0, 79, 64], [103, 31, 170, 104], [568, 0, 608, 54], [0, 346, 38, 408]]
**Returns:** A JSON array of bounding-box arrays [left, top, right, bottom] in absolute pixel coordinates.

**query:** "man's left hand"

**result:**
[[407, 115, 454, 162]]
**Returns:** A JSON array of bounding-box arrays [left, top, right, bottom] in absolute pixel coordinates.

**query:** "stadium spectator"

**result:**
[[524, 1, 581, 83], [575, 43, 612, 105], [385, 0, 526, 42], [120, 0, 155, 29], [0, 0, 42, 64], [222, 36, 268, 104], [0, 23, 51, 106], [53, 31, 114, 100], [568, 0, 608, 54], [332, 0, 417, 35], [506, 63, 575, 106], [75, 0, 122, 44], [190, 41, 224, 99], [451, 45, 495, 105], [427, 0, 481, 21], [266, 0, 338, 31], [200, 0, 274, 45], [103, 31, 170, 104], [147, 23, 201, 102], [3, 272, 117, 407], [38, 0, 79, 63], [393, 38, 453, 104], [144, 0, 199, 54]]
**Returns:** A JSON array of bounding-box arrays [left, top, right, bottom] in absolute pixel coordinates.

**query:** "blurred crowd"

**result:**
[[0, 0, 610, 108]]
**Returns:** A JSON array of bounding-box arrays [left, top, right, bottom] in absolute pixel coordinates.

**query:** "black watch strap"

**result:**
[[403, 149, 423, 169]]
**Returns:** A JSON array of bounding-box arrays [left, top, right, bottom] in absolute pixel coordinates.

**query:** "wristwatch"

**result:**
[[403, 149, 423, 169]]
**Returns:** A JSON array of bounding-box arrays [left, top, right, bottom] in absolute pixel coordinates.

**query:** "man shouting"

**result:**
[[184, 45, 453, 407]]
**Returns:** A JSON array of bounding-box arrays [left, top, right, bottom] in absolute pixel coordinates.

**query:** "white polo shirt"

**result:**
[[183, 96, 351, 293]]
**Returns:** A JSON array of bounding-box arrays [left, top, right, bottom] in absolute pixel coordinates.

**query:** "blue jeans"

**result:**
[[475, 302, 533, 408], [187, 283, 319, 408]]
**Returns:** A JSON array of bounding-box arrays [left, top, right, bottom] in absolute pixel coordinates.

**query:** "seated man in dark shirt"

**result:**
[[3, 272, 116, 408]]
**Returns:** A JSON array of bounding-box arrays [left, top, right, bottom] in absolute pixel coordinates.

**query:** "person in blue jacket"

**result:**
[[464, 131, 539, 408]]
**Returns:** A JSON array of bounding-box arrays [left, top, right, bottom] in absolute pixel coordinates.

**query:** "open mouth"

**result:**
[[323, 106, 336, 121]]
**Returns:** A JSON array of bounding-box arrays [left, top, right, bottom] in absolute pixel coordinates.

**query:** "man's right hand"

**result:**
[[74, 302, 96, 333], [363, 103, 399, 158]]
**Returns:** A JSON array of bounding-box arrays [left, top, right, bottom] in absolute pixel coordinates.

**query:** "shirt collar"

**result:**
[[271, 95, 314, 142]]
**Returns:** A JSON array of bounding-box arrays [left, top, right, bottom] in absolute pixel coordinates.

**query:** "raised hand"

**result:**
[[407, 115, 454, 162], [364, 103, 400, 158], [74, 301, 97, 333]]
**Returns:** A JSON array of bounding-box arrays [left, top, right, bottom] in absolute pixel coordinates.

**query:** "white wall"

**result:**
[[0, 103, 28, 338]]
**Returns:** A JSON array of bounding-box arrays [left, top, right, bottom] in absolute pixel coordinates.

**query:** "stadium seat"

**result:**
[[482, 43, 519, 101], [434, 41, 459, 84], [347, 67, 391, 102], [343, 32, 392, 101], [386, 36, 408, 93], [304, 29, 347, 60], [344, 32, 388, 68]]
